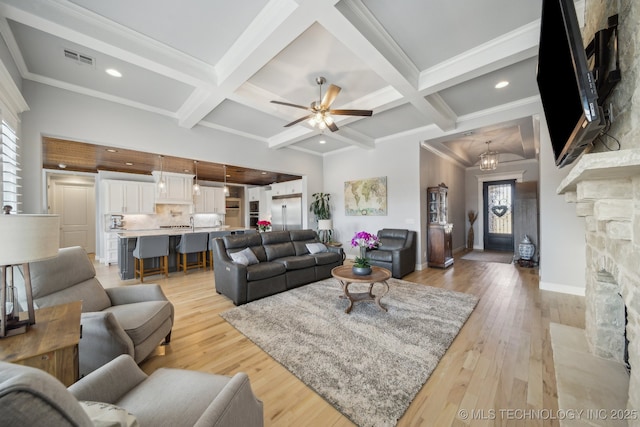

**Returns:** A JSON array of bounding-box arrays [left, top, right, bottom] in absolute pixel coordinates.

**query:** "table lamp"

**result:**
[[317, 219, 333, 244], [0, 214, 60, 337]]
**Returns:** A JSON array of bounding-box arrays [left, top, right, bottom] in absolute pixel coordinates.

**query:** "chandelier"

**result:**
[[193, 160, 200, 195], [157, 155, 167, 194], [479, 141, 499, 171], [223, 164, 229, 197]]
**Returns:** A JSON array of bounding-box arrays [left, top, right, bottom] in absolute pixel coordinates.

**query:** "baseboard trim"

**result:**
[[539, 280, 585, 296]]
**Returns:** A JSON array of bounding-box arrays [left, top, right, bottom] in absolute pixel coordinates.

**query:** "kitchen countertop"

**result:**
[[116, 226, 252, 238]]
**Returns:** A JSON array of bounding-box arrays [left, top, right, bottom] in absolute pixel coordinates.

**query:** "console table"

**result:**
[[0, 301, 82, 386]]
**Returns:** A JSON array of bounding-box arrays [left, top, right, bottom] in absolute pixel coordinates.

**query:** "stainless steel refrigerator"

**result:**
[[271, 195, 302, 231]]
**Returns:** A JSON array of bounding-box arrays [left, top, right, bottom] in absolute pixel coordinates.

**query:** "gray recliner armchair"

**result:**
[[0, 354, 263, 427], [366, 228, 417, 278], [15, 246, 174, 377]]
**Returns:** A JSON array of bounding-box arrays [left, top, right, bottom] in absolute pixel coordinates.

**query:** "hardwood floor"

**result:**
[[94, 253, 585, 426]]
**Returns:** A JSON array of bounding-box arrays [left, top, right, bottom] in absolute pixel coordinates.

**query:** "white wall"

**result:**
[[323, 135, 422, 262], [421, 148, 466, 257], [19, 81, 325, 214], [538, 113, 586, 295]]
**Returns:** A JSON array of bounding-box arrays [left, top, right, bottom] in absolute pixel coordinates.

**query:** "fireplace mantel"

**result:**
[[556, 149, 640, 194], [551, 148, 640, 424]]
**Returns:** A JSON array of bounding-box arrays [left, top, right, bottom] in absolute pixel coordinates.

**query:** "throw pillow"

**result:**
[[229, 251, 249, 265], [306, 242, 328, 254], [230, 247, 259, 265], [79, 401, 139, 427]]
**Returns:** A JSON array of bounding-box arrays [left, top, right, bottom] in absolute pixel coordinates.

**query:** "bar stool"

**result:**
[[176, 232, 209, 274], [133, 235, 170, 282]]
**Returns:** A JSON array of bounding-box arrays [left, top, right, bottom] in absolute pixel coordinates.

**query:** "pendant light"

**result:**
[[193, 160, 201, 195], [223, 164, 229, 197], [479, 140, 499, 171], [158, 155, 167, 194]]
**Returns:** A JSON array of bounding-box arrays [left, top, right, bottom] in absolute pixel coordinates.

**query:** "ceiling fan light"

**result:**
[[317, 121, 326, 130], [324, 114, 334, 125]]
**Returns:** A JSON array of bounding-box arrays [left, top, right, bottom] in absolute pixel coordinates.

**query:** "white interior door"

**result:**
[[50, 176, 96, 253]]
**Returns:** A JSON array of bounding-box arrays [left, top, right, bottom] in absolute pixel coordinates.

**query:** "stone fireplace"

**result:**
[[557, 149, 640, 418]]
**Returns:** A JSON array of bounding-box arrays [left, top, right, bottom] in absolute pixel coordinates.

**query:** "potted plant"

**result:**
[[352, 255, 372, 276], [350, 230, 379, 275], [310, 192, 332, 243]]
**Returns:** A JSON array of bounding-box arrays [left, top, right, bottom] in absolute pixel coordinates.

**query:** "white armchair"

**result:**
[[15, 246, 174, 377], [0, 354, 263, 427]]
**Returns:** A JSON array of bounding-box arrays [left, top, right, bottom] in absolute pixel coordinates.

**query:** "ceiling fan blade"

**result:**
[[321, 84, 341, 109], [271, 100, 312, 111], [326, 120, 339, 132], [284, 115, 313, 127], [329, 109, 373, 116]]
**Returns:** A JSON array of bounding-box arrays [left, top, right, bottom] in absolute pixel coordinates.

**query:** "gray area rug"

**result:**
[[461, 250, 514, 264], [220, 278, 479, 427]]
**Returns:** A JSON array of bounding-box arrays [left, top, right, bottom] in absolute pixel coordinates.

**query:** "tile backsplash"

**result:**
[[107, 204, 226, 231]]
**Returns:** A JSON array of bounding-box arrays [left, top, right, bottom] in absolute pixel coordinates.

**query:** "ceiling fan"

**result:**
[[270, 76, 372, 132]]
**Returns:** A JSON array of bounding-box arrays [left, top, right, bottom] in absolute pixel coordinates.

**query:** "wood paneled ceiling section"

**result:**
[[42, 138, 300, 186]]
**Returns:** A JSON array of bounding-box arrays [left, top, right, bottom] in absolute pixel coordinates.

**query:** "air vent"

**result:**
[[63, 48, 94, 67]]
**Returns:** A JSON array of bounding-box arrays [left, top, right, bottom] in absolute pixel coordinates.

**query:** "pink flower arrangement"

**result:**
[[351, 230, 379, 249], [257, 220, 271, 232]]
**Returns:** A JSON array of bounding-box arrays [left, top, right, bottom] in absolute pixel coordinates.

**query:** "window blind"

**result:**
[[1, 120, 20, 213]]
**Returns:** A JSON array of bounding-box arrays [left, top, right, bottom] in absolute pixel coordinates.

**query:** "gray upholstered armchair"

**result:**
[[366, 228, 417, 278], [14, 246, 174, 377], [0, 354, 263, 427]]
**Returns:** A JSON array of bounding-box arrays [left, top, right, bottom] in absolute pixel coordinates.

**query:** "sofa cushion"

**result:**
[[223, 233, 266, 262], [104, 301, 173, 345], [33, 278, 112, 312], [368, 249, 393, 263], [0, 362, 94, 426], [246, 262, 286, 281], [378, 238, 406, 251], [311, 251, 342, 266], [274, 255, 316, 270]]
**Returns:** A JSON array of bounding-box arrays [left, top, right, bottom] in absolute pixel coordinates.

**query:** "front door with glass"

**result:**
[[483, 180, 515, 252]]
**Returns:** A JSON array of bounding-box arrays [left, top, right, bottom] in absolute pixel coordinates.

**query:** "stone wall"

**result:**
[[559, 153, 640, 420]]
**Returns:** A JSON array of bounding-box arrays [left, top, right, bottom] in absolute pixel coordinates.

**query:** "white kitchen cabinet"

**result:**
[[103, 180, 156, 214], [152, 171, 194, 204], [194, 186, 225, 213], [262, 190, 272, 220], [248, 187, 261, 201], [271, 179, 302, 196], [103, 232, 119, 265]]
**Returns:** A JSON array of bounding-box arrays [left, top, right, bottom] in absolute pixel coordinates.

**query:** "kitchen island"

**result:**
[[117, 227, 254, 280]]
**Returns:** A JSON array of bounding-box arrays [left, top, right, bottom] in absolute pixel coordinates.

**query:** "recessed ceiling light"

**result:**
[[125, 162, 133, 166], [106, 68, 122, 78], [319, 139, 326, 144], [495, 81, 509, 89], [58, 163, 67, 169], [106, 148, 117, 153]]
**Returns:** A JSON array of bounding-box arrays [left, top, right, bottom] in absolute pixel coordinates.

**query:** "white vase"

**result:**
[[518, 235, 535, 260]]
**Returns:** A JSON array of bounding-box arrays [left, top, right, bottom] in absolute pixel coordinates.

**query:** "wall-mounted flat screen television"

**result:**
[[537, 0, 618, 168]]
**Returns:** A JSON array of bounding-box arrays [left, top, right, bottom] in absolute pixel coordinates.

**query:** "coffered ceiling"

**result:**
[[0, 0, 545, 179]]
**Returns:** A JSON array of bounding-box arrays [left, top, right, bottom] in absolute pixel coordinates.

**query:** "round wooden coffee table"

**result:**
[[331, 265, 391, 313]]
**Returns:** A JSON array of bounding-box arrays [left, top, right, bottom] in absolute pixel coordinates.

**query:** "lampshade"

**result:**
[[0, 215, 60, 265], [0, 214, 59, 337], [318, 219, 333, 230]]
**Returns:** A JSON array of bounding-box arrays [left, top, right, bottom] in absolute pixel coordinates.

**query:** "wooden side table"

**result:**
[[0, 300, 82, 386], [331, 265, 391, 313]]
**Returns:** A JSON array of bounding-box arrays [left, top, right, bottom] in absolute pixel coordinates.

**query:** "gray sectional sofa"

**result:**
[[211, 230, 344, 305]]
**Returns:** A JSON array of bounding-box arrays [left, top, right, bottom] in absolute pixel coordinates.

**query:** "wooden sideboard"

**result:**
[[0, 301, 82, 386]]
